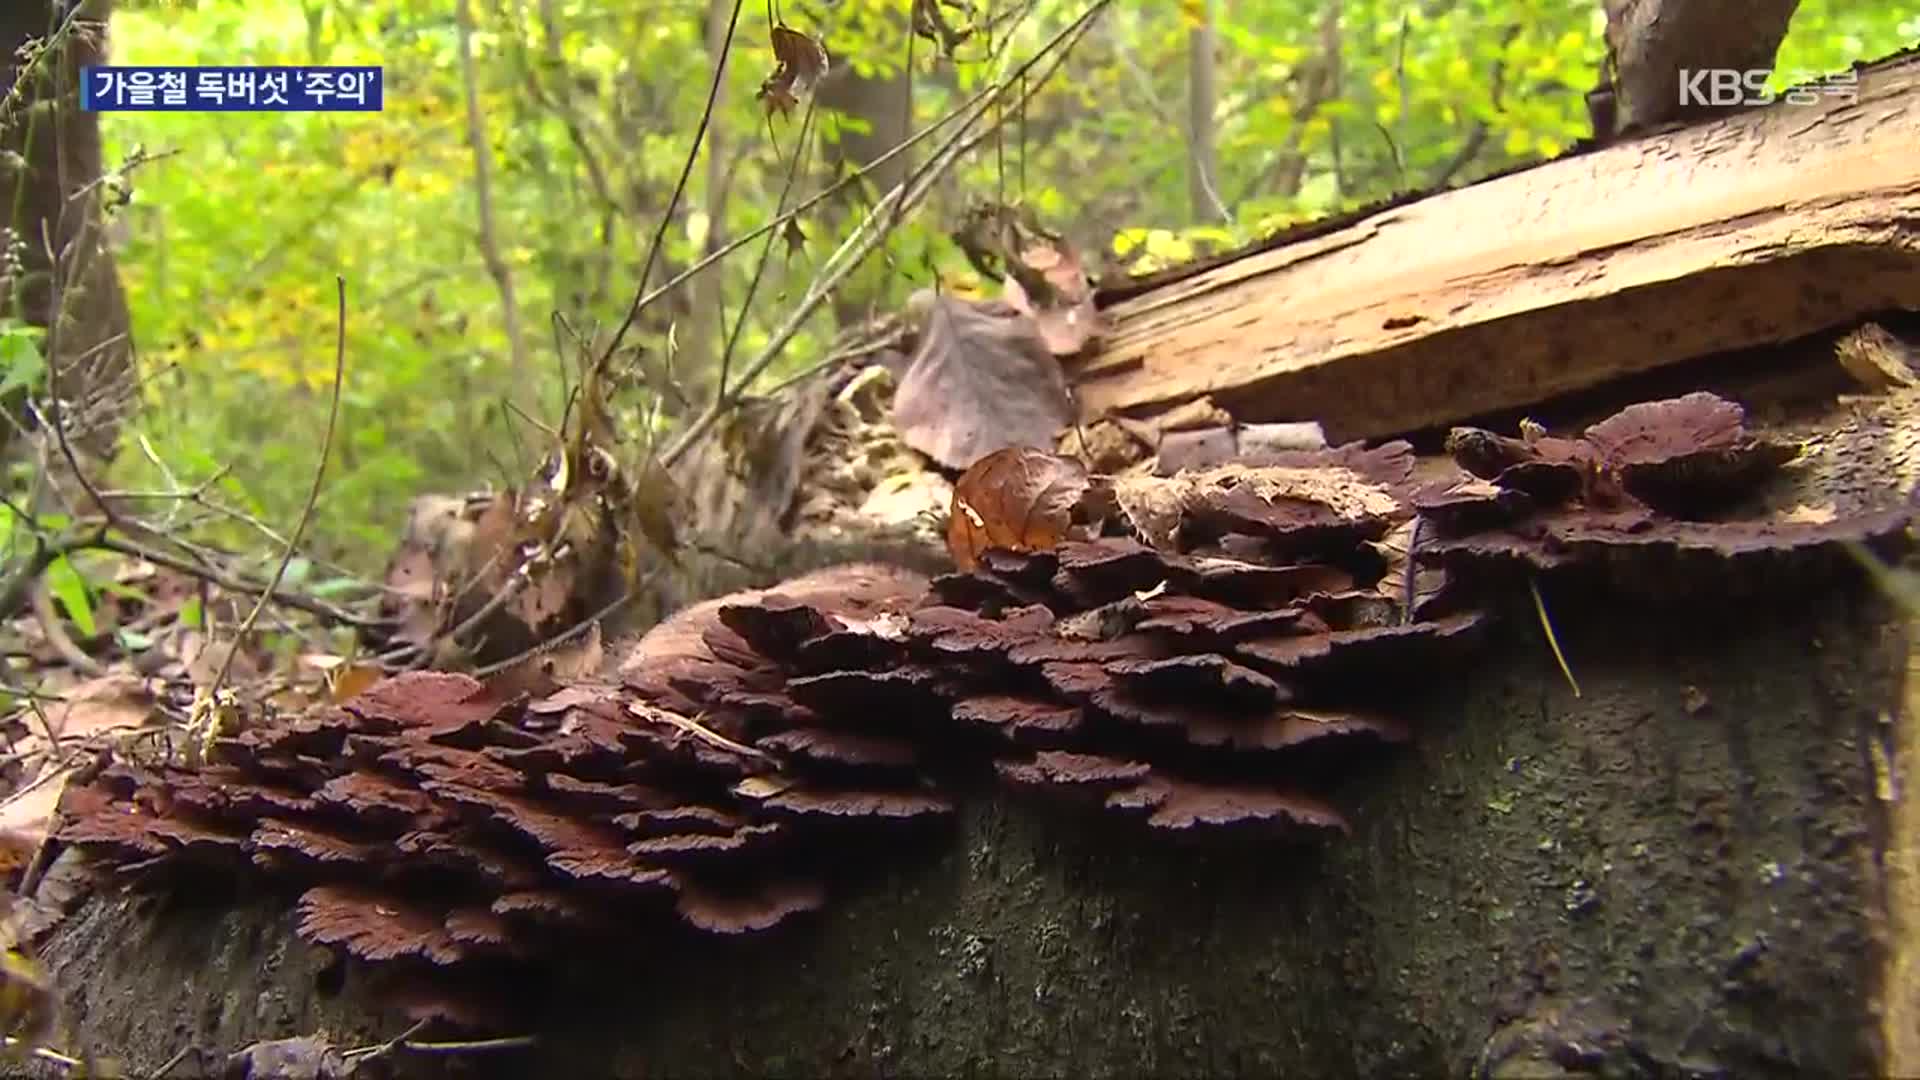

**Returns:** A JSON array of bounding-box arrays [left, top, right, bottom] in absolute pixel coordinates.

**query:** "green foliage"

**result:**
[[0, 319, 44, 399], [89, 0, 1915, 572], [42, 555, 94, 637]]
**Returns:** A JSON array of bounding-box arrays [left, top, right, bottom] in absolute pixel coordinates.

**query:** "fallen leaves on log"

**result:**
[[946, 446, 1091, 571], [893, 295, 1073, 470]]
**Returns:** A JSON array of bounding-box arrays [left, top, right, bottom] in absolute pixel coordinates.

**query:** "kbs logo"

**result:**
[[1678, 69, 1860, 108]]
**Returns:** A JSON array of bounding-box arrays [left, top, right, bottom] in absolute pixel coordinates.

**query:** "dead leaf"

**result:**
[[734, 774, 797, 799], [758, 23, 829, 118], [327, 664, 385, 704], [184, 637, 258, 690], [42, 672, 153, 741], [781, 218, 808, 259], [508, 563, 575, 630], [1002, 237, 1103, 356], [0, 771, 67, 874], [1836, 323, 1920, 391], [911, 0, 973, 58], [946, 446, 1091, 571], [0, 673, 148, 871], [892, 295, 1073, 470], [543, 622, 605, 681], [625, 453, 683, 567]]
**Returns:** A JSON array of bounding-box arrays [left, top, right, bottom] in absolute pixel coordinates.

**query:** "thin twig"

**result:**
[[341, 1031, 537, 1059], [209, 278, 349, 697], [471, 586, 635, 678], [387, 1034, 539, 1054], [660, 0, 1110, 468], [147, 1043, 196, 1079], [340, 1018, 432, 1066], [714, 93, 817, 401], [598, 0, 747, 372], [88, 533, 376, 628], [624, 74, 998, 344], [1529, 575, 1581, 698], [629, 700, 775, 763]]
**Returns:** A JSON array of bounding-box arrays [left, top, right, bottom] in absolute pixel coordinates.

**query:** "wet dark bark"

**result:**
[[39, 568, 1904, 1078]]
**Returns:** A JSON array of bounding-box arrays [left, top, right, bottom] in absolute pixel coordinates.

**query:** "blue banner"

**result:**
[[81, 66, 383, 112]]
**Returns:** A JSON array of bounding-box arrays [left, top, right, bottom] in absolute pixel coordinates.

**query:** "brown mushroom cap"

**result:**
[[675, 878, 826, 934], [295, 884, 465, 965], [1105, 776, 1349, 837], [996, 751, 1153, 795]]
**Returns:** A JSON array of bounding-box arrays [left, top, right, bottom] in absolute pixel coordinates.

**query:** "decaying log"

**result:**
[[1070, 51, 1920, 443], [34, 563, 1911, 1078], [25, 388, 1920, 1076]]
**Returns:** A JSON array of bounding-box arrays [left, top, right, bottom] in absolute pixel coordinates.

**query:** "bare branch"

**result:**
[[660, 0, 1112, 468], [209, 277, 349, 696], [598, 0, 747, 372]]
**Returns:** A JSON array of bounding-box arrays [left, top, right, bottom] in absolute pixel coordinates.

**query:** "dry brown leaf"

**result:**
[[781, 218, 809, 258], [625, 454, 683, 566], [0, 769, 67, 872], [0, 674, 150, 866], [509, 563, 575, 630], [893, 295, 1073, 470], [1110, 464, 1402, 551], [43, 672, 153, 741], [946, 447, 1091, 571], [734, 774, 797, 799], [183, 636, 258, 690], [1003, 237, 1102, 356], [758, 23, 829, 118], [911, 0, 972, 56], [327, 664, 385, 704], [543, 622, 605, 682]]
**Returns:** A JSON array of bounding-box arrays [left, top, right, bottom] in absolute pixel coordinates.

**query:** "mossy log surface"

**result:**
[[37, 572, 1903, 1078]]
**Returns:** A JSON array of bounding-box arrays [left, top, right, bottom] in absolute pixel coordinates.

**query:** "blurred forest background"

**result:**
[[26, 0, 1920, 577]]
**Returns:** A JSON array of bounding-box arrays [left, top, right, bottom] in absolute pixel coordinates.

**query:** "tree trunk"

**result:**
[[1185, 0, 1219, 224], [0, 0, 133, 459], [815, 36, 912, 328]]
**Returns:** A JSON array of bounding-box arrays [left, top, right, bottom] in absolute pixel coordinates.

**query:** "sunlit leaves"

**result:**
[[88, 0, 1912, 575]]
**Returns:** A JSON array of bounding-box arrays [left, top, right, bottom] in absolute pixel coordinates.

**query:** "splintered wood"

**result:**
[[1070, 52, 1920, 442]]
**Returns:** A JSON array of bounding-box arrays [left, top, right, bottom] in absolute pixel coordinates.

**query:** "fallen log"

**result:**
[[28, 388, 1920, 1077], [1070, 50, 1920, 442]]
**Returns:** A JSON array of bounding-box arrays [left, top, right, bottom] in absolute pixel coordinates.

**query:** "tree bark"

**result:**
[[815, 33, 912, 328], [1072, 50, 1920, 442], [1601, 0, 1802, 135], [455, 0, 533, 416], [1184, 0, 1220, 224], [0, 0, 133, 459]]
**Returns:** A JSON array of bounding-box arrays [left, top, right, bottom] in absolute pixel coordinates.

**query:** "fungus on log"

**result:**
[[37, 392, 1914, 1044]]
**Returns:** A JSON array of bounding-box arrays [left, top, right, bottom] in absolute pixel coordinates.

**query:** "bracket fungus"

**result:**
[[42, 392, 1909, 1026]]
